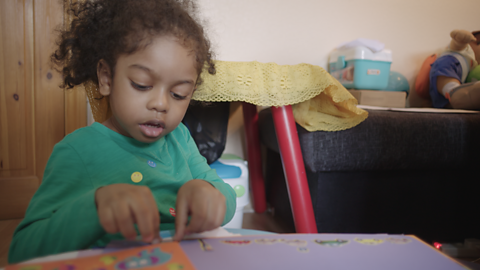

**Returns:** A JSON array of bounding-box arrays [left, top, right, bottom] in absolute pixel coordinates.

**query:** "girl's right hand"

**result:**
[[95, 184, 160, 243]]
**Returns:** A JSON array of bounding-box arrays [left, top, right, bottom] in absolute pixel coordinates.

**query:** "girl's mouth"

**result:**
[[139, 121, 165, 138]]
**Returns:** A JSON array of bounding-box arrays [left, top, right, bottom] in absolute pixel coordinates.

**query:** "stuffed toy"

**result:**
[[467, 65, 480, 83], [414, 30, 480, 109]]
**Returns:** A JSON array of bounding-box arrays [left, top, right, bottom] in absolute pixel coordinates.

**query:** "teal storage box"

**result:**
[[329, 46, 392, 90]]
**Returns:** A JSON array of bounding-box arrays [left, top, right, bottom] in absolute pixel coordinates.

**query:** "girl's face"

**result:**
[[98, 36, 198, 143]]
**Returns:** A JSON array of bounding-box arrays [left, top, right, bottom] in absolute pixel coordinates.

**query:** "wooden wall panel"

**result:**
[[0, 0, 65, 220], [0, 177, 38, 220], [0, 0, 31, 176], [0, 0, 37, 220], [34, 0, 65, 182]]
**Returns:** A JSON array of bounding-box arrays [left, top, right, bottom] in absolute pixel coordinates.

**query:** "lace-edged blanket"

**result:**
[[194, 61, 368, 132], [84, 60, 367, 132]]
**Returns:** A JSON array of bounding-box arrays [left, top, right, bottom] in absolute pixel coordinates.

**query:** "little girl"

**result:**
[[8, 0, 236, 264]]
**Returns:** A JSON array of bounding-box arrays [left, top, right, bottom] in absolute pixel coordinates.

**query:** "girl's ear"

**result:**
[[97, 59, 113, 96]]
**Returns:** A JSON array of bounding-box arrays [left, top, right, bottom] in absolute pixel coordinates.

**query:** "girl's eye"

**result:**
[[171, 92, 187, 100], [131, 81, 151, 91]]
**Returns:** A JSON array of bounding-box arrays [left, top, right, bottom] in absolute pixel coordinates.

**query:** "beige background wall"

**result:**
[[196, 0, 479, 159]]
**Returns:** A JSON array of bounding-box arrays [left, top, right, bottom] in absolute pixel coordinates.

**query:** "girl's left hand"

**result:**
[[173, 179, 226, 241]]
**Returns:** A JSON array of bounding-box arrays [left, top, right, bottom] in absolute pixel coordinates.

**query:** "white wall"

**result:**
[[196, 0, 479, 159]]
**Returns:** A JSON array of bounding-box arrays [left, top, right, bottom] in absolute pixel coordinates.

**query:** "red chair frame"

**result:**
[[242, 103, 317, 233]]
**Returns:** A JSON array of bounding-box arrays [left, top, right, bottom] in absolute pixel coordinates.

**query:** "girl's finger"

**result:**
[[173, 193, 189, 241], [200, 199, 224, 232], [212, 202, 226, 230], [145, 192, 161, 242], [113, 202, 137, 240], [184, 200, 209, 234], [130, 198, 154, 243], [99, 207, 118, 234]]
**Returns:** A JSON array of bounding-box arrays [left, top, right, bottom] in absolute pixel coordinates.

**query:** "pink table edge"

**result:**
[[242, 103, 317, 233]]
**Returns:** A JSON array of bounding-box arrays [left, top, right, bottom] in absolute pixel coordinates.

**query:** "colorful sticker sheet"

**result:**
[[6, 234, 471, 270], [6, 242, 194, 270]]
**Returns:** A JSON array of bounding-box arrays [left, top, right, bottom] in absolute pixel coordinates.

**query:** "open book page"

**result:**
[[358, 105, 480, 114], [5, 233, 470, 270]]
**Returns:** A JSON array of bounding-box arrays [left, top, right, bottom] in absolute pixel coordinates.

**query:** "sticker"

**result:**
[[147, 160, 156, 168], [41, 264, 76, 270], [131, 172, 143, 183], [198, 239, 213, 251], [169, 208, 176, 217], [100, 256, 117, 265], [313, 239, 349, 247], [385, 237, 411, 244], [297, 247, 309, 253], [282, 239, 307, 247], [254, 238, 280, 245], [354, 238, 384, 245], [167, 263, 185, 270], [221, 240, 251, 246], [367, 69, 381, 75], [115, 248, 172, 270]]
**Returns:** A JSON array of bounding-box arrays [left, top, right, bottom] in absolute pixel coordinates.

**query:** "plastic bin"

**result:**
[[209, 155, 249, 229], [329, 46, 392, 90]]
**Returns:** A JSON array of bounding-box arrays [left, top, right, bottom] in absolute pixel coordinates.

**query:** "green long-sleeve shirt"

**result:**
[[8, 122, 236, 263]]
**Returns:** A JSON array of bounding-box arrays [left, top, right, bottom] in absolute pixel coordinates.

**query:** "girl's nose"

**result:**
[[147, 90, 169, 113]]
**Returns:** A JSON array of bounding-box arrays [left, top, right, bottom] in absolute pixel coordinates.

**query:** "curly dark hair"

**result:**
[[52, 0, 215, 89]]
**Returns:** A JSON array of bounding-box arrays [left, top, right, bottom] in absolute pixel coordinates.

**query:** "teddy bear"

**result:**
[[413, 30, 480, 109]]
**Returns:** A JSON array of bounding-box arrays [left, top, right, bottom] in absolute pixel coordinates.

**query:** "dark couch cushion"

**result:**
[[259, 108, 480, 172], [259, 108, 480, 243]]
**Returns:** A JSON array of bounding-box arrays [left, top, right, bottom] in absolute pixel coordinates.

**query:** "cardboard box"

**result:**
[[349, 89, 406, 108]]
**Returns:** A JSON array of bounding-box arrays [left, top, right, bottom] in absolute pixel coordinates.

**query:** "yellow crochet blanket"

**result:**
[[194, 61, 368, 132], [85, 60, 368, 132]]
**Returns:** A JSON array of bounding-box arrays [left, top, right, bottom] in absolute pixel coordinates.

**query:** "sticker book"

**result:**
[[5, 242, 195, 270], [5, 234, 471, 270]]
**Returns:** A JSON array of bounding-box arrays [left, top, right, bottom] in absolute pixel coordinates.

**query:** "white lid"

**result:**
[[329, 46, 392, 63]]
